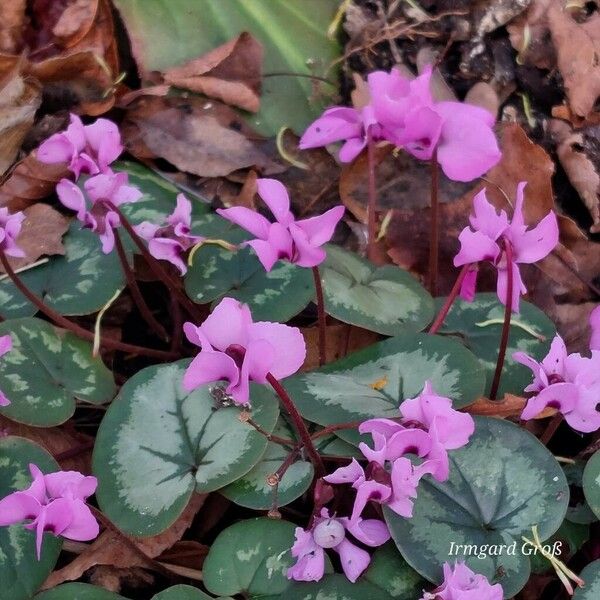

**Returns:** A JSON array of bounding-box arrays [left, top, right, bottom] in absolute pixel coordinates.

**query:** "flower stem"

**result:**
[[541, 413, 563, 445], [427, 148, 440, 295], [266, 373, 325, 478], [366, 133, 377, 262], [114, 230, 169, 342], [428, 264, 471, 335], [0, 249, 177, 360], [312, 266, 327, 366], [489, 241, 514, 400], [105, 201, 204, 323]]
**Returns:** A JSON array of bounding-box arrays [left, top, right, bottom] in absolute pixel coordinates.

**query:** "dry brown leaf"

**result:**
[[124, 95, 276, 178], [548, 4, 600, 118], [507, 0, 555, 69], [52, 0, 98, 48], [2, 203, 69, 273], [0, 150, 69, 211], [41, 493, 206, 589], [163, 32, 263, 113], [466, 395, 555, 419], [0, 0, 26, 54]]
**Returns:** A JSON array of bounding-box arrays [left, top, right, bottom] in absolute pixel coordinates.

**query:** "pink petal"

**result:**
[[454, 228, 501, 267], [0, 391, 10, 406], [216, 206, 270, 239], [168, 194, 193, 228], [148, 238, 187, 274], [397, 105, 443, 161], [459, 266, 478, 302], [351, 480, 391, 522], [288, 225, 327, 268], [565, 386, 600, 433], [240, 338, 276, 385], [323, 458, 364, 485], [299, 107, 363, 150], [358, 431, 388, 465], [335, 538, 371, 583], [84, 118, 122, 170], [0, 334, 12, 356], [246, 239, 280, 272], [248, 321, 306, 379], [56, 179, 87, 221], [496, 262, 526, 313], [200, 297, 252, 351], [44, 472, 97, 501], [470, 188, 509, 241], [58, 499, 99, 542], [134, 221, 161, 241], [338, 137, 367, 163], [368, 69, 412, 127], [37, 134, 75, 165], [359, 418, 404, 439], [287, 539, 325, 582], [0, 492, 41, 526], [182, 350, 240, 393], [385, 428, 433, 459], [256, 179, 293, 225], [342, 518, 390, 547], [590, 306, 600, 351], [27, 464, 48, 503], [511, 212, 559, 264], [295, 206, 345, 247], [521, 383, 578, 420]]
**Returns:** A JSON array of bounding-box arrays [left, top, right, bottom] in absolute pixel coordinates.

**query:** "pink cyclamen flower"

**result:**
[[421, 562, 502, 600], [454, 182, 559, 312], [0, 464, 99, 559], [590, 305, 600, 351], [287, 508, 390, 583], [300, 66, 500, 182], [0, 207, 25, 258], [56, 170, 142, 253], [217, 179, 344, 272], [0, 335, 12, 407], [515, 334, 600, 433], [134, 194, 203, 274], [183, 297, 306, 406], [37, 113, 122, 178]]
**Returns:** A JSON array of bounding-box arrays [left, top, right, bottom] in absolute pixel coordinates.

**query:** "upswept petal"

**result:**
[[334, 538, 371, 583], [256, 178, 294, 225], [56, 179, 87, 221], [323, 458, 364, 485], [248, 321, 305, 379], [200, 298, 252, 350], [496, 261, 527, 313], [469, 189, 509, 240], [453, 228, 501, 266], [216, 206, 270, 239], [295, 205, 345, 247], [299, 107, 363, 149], [510, 211, 559, 264], [0, 492, 40, 526], [521, 382, 578, 420], [182, 351, 240, 394]]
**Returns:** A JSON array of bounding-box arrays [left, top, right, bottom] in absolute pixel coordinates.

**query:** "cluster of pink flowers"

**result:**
[[183, 297, 306, 406], [0, 335, 12, 407], [516, 311, 600, 433], [300, 65, 501, 182], [218, 178, 345, 272], [0, 464, 99, 559], [420, 562, 502, 600], [287, 382, 474, 584], [454, 183, 558, 312]]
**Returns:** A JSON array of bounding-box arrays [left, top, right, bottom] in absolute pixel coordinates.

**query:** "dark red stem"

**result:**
[[114, 230, 169, 341], [366, 133, 377, 262], [489, 240, 514, 400], [266, 373, 325, 478], [0, 249, 176, 360], [541, 413, 563, 445], [428, 148, 440, 295], [428, 264, 471, 335], [312, 266, 327, 366]]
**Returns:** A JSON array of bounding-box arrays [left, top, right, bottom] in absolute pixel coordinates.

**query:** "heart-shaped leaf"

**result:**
[[93, 361, 279, 536], [284, 332, 485, 444], [35, 583, 127, 599], [364, 543, 425, 598], [583, 450, 600, 521], [434, 293, 556, 397], [0, 223, 125, 319], [278, 574, 393, 600], [112, 0, 341, 136], [202, 517, 296, 597], [322, 245, 434, 335], [185, 245, 314, 322], [385, 416, 569, 598], [564, 461, 597, 524], [0, 437, 62, 600], [221, 419, 313, 509], [573, 559, 600, 599], [0, 318, 116, 426]]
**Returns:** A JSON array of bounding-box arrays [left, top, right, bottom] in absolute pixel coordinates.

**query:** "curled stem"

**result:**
[[312, 266, 327, 366], [266, 373, 325, 478], [0, 249, 176, 361], [114, 230, 169, 341], [428, 264, 471, 335], [428, 148, 440, 295], [489, 241, 514, 400]]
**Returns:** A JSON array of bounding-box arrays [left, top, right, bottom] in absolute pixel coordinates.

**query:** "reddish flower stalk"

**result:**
[[366, 134, 377, 262], [104, 201, 204, 323], [113, 230, 169, 342], [428, 264, 471, 335], [312, 266, 327, 366], [0, 249, 176, 361], [266, 372, 325, 478], [540, 413, 563, 445], [489, 240, 514, 400], [428, 148, 440, 295]]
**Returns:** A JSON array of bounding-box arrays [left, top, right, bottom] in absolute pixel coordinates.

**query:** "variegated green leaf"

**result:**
[[203, 518, 299, 597], [35, 583, 127, 599], [0, 437, 62, 600], [0, 223, 125, 319], [583, 450, 600, 521], [221, 419, 313, 509], [364, 543, 425, 598], [385, 416, 569, 599], [185, 245, 314, 322], [278, 575, 393, 600], [93, 361, 279, 536], [573, 559, 600, 599], [284, 332, 485, 444], [434, 293, 556, 397], [322, 245, 434, 335], [0, 318, 116, 426], [153, 585, 215, 599], [564, 461, 597, 524]]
